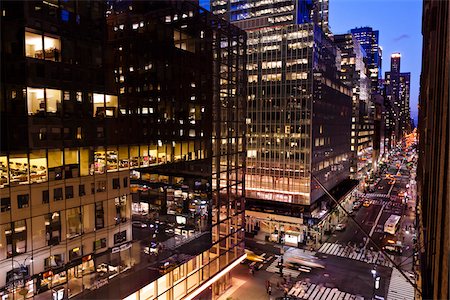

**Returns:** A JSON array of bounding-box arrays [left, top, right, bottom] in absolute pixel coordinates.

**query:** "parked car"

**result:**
[[335, 223, 346, 231], [353, 201, 362, 210]]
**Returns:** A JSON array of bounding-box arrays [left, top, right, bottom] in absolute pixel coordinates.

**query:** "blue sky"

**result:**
[[199, 0, 423, 124]]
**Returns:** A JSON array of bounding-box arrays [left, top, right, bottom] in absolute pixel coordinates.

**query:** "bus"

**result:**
[[384, 215, 402, 235]]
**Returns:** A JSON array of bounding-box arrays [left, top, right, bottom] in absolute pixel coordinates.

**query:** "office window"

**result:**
[[17, 194, 29, 209], [42, 190, 49, 204], [66, 207, 82, 238], [1, 197, 11, 212], [25, 31, 61, 62], [96, 180, 106, 192], [45, 212, 61, 246], [95, 202, 104, 230], [79, 184, 85, 196], [93, 238, 107, 250], [65, 186, 74, 199], [54, 187, 63, 201], [6, 220, 27, 257], [115, 195, 127, 224], [113, 231, 126, 245], [112, 178, 120, 189]]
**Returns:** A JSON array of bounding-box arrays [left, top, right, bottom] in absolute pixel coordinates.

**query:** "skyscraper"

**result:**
[[384, 53, 411, 148], [417, 0, 449, 298], [212, 0, 355, 245], [0, 1, 247, 299], [334, 33, 373, 179], [350, 27, 382, 94]]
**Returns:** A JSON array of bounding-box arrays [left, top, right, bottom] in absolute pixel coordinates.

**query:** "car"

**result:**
[[335, 223, 346, 231], [377, 186, 383, 190], [132, 221, 147, 228], [353, 201, 362, 210], [363, 200, 371, 207]]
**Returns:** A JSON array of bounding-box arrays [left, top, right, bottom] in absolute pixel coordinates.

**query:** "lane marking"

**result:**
[[365, 203, 385, 248]]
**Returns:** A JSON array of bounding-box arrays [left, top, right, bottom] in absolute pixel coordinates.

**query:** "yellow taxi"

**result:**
[[363, 200, 371, 207]]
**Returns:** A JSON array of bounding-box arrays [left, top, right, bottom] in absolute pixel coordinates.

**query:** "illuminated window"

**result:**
[[25, 31, 61, 61]]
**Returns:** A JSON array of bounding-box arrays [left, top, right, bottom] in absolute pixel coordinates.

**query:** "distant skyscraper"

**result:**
[[212, 0, 355, 244], [350, 27, 382, 94], [384, 53, 411, 148], [334, 33, 373, 179], [417, 0, 449, 299]]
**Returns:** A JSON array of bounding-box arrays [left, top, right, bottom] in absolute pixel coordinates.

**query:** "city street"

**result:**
[[233, 144, 418, 300]]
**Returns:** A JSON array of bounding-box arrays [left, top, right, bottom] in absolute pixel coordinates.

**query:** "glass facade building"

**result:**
[[334, 34, 374, 179], [0, 1, 246, 299], [212, 0, 353, 242]]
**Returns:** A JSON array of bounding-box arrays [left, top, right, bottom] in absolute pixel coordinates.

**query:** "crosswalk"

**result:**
[[318, 242, 394, 267], [365, 193, 390, 199], [386, 268, 415, 300], [265, 256, 301, 277], [288, 281, 364, 300]]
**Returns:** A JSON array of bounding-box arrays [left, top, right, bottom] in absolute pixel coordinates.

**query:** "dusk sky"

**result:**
[[199, 0, 423, 124]]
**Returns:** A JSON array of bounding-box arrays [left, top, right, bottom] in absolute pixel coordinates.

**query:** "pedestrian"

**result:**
[[268, 284, 272, 295]]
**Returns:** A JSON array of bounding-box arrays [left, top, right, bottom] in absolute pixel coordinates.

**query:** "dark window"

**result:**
[[123, 177, 128, 188], [95, 202, 104, 230], [96, 180, 106, 192], [69, 247, 82, 261], [112, 178, 120, 189], [6, 220, 27, 257], [91, 183, 95, 194], [54, 188, 63, 201], [1, 197, 11, 212], [93, 238, 106, 250], [113, 231, 126, 245], [42, 190, 49, 204], [45, 212, 61, 246], [18, 194, 29, 209], [79, 184, 85, 196], [65, 186, 74, 199]]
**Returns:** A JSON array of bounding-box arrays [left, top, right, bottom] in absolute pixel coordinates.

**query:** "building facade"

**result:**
[[384, 53, 411, 149], [212, 0, 353, 245], [417, 0, 449, 299], [0, 1, 246, 299], [334, 33, 373, 179]]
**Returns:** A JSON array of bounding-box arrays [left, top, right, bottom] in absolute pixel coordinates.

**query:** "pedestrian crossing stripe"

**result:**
[[318, 242, 394, 267], [365, 193, 390, 198], [386, 268, 415, 300], [288, 281, 364, 300], [265, 257, 300, 277]]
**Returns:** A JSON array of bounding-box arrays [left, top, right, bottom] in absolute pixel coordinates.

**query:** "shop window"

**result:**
[[54, 187, 63, 201], [45, 212, 61, 246], [79, 184, 85, 196], [113, 231, 126, 245], [42, 190, 49, 204], [67, 207, 82, 238], [95, 202, 104, 230], [114, 195, 127, 224], [18, 194, 29, 209], [6, 220, 27, 257], [1, 197, 11, 212], [112, 178, 120, 189], [65, 186, 74, 199], [69, 247, 82, 261], [96, 180, 106, 193], [93, 238, 107, 250]]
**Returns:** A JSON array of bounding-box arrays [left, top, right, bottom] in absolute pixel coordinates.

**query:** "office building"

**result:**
[[334, 33, 373, 179], [384, 53, 411, 148], [417, 0, 449, 299], [212, 0, 354, 245], [350, 27, 382, 94], [0, 1, 246, 299]]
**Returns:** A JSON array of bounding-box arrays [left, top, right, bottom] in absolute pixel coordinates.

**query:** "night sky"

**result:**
[[199, 0, 423, 124]]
